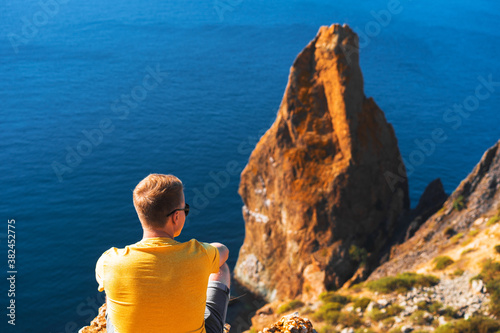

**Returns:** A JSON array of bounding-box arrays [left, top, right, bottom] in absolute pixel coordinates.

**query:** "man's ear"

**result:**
[[172, 211, 179, 224]]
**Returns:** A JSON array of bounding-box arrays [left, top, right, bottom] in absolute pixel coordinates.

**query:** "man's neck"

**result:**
[[142, 228, 174, 240]]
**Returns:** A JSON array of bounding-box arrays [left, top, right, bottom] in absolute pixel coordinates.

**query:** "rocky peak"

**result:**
[[234, 24, 409, 302]]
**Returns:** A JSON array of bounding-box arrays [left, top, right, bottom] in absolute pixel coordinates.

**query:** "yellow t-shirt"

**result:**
[[95, 237, 220, 333]]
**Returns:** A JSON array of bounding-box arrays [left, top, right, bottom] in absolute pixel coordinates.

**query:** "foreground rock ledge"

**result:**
[[78, 304, 106, 333], [234, 23, 409, 302], [258, 312, 315, 333], [78, 304, 313, 333]]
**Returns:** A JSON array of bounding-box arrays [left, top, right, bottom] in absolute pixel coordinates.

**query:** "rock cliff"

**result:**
[[234, 24, 409, 302], [370, 139, 500, 279]]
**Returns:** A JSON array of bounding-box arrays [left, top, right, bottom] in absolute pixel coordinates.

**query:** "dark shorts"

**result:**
[[106, 281, 230, 333], [204, 281, 230, 333]]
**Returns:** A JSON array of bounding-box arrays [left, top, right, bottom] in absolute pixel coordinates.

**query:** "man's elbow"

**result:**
[[219, 244, 229, 265], [210, 242, 229, 265]]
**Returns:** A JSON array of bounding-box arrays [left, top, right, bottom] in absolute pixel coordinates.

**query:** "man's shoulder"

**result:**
[[186, 239, 214, 250], [97, 244, 135, 261]]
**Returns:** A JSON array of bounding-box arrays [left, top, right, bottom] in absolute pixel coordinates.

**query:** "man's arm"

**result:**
[[210, 242, 229, 267]]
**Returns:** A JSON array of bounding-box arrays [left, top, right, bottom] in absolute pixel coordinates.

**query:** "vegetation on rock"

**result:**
[[435, 316, 500, 333], [433, 256, 455, 270], [277, 300, 305, 315], [474, 258, 500, 317], [452, 195, 465, 211], [366, 272, 439, 293], [487, 205, 500, 226], [349, 245, 368, 267]]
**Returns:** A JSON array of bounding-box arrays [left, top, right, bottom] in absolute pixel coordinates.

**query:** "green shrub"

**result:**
[[318, 326, 337, 333], [366, 272, 439, 294], [410, 310, 431, 325], [450, 233, 464, 244], [386, 304, 404, 316], [319, 291, 351, 305], [474, 259, 500, 317], [494, 245, 500, 255], [487, 215, 500, 226], [441, 306, 459, 319], [435, 316, 500, 333], [487, 206, 500, 226], [475, 259, 500, 282], [381, 317, 395, 327], [453, 195, 465, 211], [461, 248, 476, 256], [461, 238, 473, 247], [277, 299, 305, 314], [338, 311, 362, 328], [368, 307, 390, 321], [433, 256, 455, 270], [353, 297, 372, 311], [367, 305, 403, 321], [313, 307, 340, 323], [453, 268, 465, 276], [428, 301, 443, 315], [348, 283, 364, 292], [349, 245, 368, 266], [487, 279, 500, 317], [314, 308, 361, 327], [469, 229, 479, 237], [416, 300, 429, 311]]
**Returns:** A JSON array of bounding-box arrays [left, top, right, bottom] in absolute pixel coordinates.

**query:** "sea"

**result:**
[[1, 0, 499, 331]]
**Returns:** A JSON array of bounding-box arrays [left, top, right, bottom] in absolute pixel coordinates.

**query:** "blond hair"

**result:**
[[133, 174, 184, 229]]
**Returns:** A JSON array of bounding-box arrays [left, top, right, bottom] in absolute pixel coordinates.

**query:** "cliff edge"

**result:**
[[370, 139, 500, 279]]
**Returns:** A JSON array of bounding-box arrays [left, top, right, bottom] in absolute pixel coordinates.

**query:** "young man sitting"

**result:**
[[95, 174, 230, 333]]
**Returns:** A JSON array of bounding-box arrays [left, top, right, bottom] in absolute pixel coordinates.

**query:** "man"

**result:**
[[95, 174, 230, 333]]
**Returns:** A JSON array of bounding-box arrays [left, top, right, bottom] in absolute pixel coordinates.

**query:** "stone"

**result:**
[[423, 312, 434, 323], [260, 312, 315, 333], [234, 23, 409, 302], [341, 328, 354, 333], [474, 217, 486, 225], [471, 279, 485, 294], [377, 299, 390, 308], [401, 325, 414, 333], [366, 302, 380, 313]]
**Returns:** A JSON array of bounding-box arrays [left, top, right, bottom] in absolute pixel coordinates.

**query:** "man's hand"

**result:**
[[210, 242, 229, 267]]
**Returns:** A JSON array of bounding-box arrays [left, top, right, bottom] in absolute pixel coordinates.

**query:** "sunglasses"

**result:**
[[166, 203, 190, 217]]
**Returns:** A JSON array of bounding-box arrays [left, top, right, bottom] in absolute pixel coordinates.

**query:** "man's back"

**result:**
[[96, 237, 220, 333]]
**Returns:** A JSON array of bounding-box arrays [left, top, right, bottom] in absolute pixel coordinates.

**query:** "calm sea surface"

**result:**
[[1, 0, 499, 331]]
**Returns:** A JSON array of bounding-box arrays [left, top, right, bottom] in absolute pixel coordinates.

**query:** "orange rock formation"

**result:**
[[234, 24, 409, 302]]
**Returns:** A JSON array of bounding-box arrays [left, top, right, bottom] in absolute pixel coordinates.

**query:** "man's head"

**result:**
[[133, 174, 185, 232]]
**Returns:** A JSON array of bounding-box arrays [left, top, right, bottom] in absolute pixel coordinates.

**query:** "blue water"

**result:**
[[1, 0, 499, 331]]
